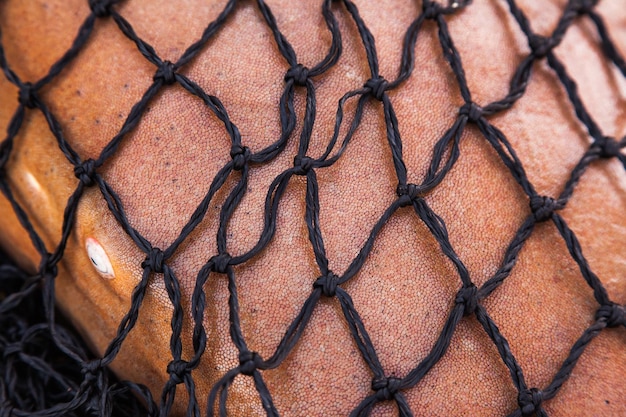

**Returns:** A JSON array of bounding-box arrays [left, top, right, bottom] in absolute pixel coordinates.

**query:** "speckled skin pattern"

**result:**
[[0, 0, 625, 415]]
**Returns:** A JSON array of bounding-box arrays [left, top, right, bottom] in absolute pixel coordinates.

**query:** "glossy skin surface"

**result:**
[[0, 0, 625, 415]]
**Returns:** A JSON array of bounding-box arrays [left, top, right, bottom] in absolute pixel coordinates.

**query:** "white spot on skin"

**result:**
[[86, 237, 115, 279]]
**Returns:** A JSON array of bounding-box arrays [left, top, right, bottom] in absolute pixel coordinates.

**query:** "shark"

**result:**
[[0, 0, 624, 415]]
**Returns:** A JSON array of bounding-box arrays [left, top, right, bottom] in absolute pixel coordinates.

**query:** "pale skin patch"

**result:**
[[85, 237, 115, 279], [22, 170, 44, 196]]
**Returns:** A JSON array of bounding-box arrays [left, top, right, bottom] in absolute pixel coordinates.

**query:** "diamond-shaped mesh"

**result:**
[[0, 0, 625, 416]]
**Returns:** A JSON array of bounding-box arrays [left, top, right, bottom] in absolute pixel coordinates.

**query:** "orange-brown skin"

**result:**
[[0, 0, 625, 415]]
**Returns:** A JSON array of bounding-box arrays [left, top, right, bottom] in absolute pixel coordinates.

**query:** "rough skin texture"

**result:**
[[0, 0, 625, 415]]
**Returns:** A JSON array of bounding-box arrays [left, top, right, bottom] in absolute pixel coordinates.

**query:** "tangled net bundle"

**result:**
[[0, 0, 625, 416]]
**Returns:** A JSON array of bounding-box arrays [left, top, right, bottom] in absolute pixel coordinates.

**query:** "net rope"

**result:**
[[0, 0, 625, 416]]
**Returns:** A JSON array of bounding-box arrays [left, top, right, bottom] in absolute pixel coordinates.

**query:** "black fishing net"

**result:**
[[0, 0, 624, 416]]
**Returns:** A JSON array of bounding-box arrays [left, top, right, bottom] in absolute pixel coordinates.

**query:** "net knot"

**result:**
[[364, 77, 388, 101], [529, 195, 561, 222], [372, 377, 402, 401], [285, 64, 310, 86], [518, 388, 544, 416], [210, 253, 231, 274], [154, 61, 177, 85], [422, 1, 442, 20], [239, 350, 263, 376], [459, 102, 483, 123], [81, 359, 104, 376], [89, 0, 115, 18], [74, 158, 97, 187], [455, 284, 479, 316], [572, 0, 598, 14], [142, 247, 165, 273], [39, 252, 58, 278], [528, 34, 554, 59], [313, 271, 338, 297], [593, 136, 622, 158], [293, 155, 315, 176], [18, 82, 37, 109], [396, 183, 421, 206], [230, 145, 251, 170], [167, 359, 189, 384], [596, 303, 625, 328]]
